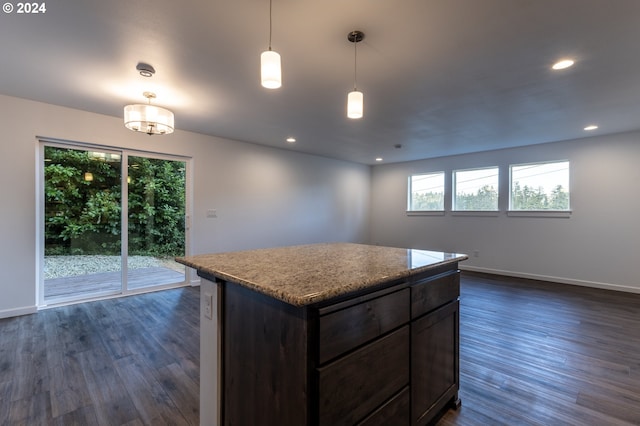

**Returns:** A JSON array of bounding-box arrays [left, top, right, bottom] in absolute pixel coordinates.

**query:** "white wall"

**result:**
[[370, 132, 640, 293], [0, 94, 371, 318], [4, 92, 638, 318]]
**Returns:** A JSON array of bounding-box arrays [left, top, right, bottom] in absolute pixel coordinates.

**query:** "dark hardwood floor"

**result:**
[[439, 272, 640, 426], [2, 274, 640, 425], [0, 286, 200, 425]]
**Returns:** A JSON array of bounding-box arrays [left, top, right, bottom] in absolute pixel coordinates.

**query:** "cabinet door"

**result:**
[[411, 300, 459, 426]]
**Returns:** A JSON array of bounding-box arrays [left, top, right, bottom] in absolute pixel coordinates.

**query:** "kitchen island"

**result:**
[[177, 242, 467, 426]]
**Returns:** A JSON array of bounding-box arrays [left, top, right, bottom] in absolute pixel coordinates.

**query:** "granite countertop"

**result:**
[[177, 242, 467, 307]]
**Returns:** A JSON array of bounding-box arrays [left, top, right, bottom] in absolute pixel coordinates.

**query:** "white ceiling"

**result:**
[[2, 0, 640, 164]]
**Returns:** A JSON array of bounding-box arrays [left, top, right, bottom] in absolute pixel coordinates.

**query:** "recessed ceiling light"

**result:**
[[552, 59, 574, 70], [286, 137, 296, 143], [584, 125, 598, 131], [375, 157, 383, 162]]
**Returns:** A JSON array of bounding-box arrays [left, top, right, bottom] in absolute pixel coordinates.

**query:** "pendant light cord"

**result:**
[[353, 38, 358, 90], [268, 0, 273, 51]]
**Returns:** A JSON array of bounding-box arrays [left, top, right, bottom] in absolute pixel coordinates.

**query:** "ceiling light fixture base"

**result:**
[[143, 91, 157, 101], [347, 30, 365, 43], [136, 63, 156, 77]]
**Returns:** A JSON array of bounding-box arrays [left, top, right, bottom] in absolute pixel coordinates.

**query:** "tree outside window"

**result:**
[[510, 161, 570, 211], [453, 167, 499, 211], [408, 172, 445, 211]]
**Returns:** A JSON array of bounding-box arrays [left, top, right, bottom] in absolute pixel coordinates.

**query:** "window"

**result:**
[[453, 167, 499, 211], [510, 161, 570, 211], [408, 172, 444, 211]]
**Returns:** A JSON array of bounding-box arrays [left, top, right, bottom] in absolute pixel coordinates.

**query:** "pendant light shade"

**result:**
[[261, 0, 281, 89], [347, 90, 363, 119], [124, 92, 174, 135], [347, 30, 365, 119], [261, 50, 282, 89]]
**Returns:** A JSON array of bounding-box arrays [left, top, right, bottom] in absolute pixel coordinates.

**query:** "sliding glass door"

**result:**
[[126, 154, 186, 291], [43, 146, 123, 301], [42, 144, 188, 305]]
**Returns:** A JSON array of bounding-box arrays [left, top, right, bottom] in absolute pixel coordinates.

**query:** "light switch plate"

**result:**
[[204, 292, 213, 320]]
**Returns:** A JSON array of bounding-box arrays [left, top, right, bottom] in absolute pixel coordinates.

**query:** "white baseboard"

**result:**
[[190, 278, 201, 287], [459, 265, 640, 295], [0, 305, 37, 319]]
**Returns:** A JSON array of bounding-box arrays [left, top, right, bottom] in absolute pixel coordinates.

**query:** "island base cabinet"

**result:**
[[216, 268, 461, 426], [411, 300, 460, 426], [317, 326, 410, 425], [223, 281, 309, 426], [357, 387, 410, 426]]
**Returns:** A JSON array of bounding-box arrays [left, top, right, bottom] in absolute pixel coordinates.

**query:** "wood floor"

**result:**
[[439, 273, 640, 426], [2, 273, 640, 425], [0, 287, 200, 425]]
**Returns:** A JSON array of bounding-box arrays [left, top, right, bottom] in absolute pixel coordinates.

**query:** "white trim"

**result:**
[[507, 210, 572, 218], [451, 210, 500, 217], [0, 305, 37, 319], [407, 210, 445, 216], [37, 283, 191, 310], [460, 265, 640, 294], [199, 278, 222, 425], [37, 136, 192, 160], [190, 277, 201, 287], [35, 141, 45, 307]]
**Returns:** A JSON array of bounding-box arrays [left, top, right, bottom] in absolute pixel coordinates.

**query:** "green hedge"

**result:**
[[44, 147, 185, 257]]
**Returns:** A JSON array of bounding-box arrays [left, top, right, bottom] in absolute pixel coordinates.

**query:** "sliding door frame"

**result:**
[[37, 138, 193, 308]]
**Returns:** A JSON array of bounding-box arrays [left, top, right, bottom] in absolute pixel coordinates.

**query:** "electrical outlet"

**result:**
[[473, 250, 480, 258], [206, 209, 217, 218], [204, 292, 213, 320]]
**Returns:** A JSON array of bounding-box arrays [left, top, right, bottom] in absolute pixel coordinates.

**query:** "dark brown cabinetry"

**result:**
[[220, 265, 460, 425], [318, 325, 410, 425], [411, 272, 461, 425], [412, 300, 459, 425]]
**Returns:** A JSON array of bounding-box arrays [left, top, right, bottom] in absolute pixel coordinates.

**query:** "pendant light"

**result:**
[[261, 0, 281, 89], [347, 30, 364, 119], [124, 92, 175, 135]]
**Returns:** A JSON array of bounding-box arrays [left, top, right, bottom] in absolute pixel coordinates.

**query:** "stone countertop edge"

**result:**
[[176, 243, 468, 307]]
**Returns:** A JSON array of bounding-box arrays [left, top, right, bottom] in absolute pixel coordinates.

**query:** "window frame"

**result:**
[[407, 171, 445, 215], [508, 160, 571, 216], [451, 166, 500, 213]]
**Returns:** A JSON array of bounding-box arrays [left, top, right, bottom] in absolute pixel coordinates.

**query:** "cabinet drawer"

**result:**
[[411, 271, 459, 319], [318, 288, 410, 364], [317, 326, 410, 426], [357, 387, 410, 426]]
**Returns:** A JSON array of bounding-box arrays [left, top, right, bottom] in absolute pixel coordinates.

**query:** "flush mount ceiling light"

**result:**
[[552, 59, 574, 70], [584, 124, 599, 131], [261, 0, 281, 89], [124, 91, 175, 135], [347, 30, 364, 119]]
